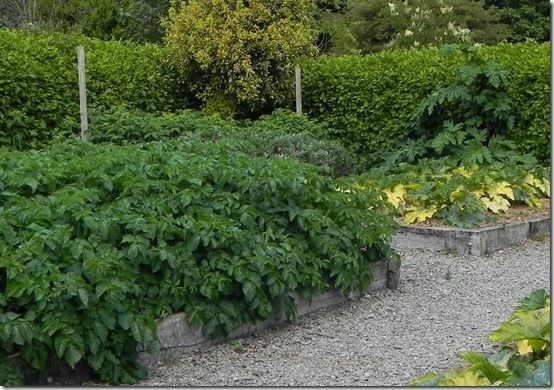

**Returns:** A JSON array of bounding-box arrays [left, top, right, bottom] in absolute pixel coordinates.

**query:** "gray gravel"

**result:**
[[138, 238, 550, 386]]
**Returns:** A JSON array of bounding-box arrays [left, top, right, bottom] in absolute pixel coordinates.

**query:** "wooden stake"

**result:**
[[77, 45, 89, 141], [295, 66, 302, 115]]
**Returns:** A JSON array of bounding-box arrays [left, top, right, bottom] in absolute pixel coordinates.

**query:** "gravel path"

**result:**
[[138, 238, 550, 386]]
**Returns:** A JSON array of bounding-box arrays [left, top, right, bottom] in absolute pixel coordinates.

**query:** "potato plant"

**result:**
[[0, 139, 397, 384]]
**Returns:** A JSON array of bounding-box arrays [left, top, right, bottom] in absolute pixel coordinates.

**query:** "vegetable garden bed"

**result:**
[[393, 215, 550, 256], [10, 259, 399, 385], [137, 258, 399, 368]]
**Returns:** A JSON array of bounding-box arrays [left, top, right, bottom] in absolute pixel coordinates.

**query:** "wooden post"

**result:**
[[295, 66, 302, 115], [77, 45, 89, 141]]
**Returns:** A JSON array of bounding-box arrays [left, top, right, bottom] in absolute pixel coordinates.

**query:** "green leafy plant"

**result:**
[[348, 158, 550, 228], [89, 107, 356, 177], [0, 139, 397, 384], [410, 289, 550, 386], [384, 39, 518, 167], [301, 41, 549, 164]]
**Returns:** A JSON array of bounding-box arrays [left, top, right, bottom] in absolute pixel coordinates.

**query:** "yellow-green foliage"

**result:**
[[162, 0, 318, 113], [345, 159, 550, 228]]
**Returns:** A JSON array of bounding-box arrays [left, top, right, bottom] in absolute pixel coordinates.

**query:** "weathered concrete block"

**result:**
[[392, 216, 550, 256], [138, 259, 396, 368]]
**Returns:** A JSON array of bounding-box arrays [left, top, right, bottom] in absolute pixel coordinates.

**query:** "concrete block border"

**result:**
[[138, 259, 399, 368], [392, 216, 550, 256]]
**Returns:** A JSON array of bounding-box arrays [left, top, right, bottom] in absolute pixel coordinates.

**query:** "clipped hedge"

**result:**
[[302, 42, 550, 163], [0, 29, 186, 149], [0, 139, 397, 384]]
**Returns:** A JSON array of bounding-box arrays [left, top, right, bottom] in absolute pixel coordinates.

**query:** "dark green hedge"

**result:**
[[302, 42, 550, 163], [0, 29, 186, 149]]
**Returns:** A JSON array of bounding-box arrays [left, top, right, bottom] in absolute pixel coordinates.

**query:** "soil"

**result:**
[[397, 198, 550, 229]]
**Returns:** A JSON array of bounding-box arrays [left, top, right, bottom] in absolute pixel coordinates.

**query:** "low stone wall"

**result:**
[[138, 259, 399, 368], [393, 216, 550, 256]]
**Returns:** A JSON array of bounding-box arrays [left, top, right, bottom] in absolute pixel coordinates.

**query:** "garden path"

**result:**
[[138, 238, 550, 386]]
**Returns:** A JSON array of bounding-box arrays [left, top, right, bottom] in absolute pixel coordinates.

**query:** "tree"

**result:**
[[162, 0, 318, 116], [345, 0, 508, 53], [313, 0, 359, 54], [485, 0, 549, 42]]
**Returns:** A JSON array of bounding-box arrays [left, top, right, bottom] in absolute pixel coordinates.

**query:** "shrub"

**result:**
[[382, 40, 521, 168], [89, 108, 357, 177], [252, 109, 334, 140], [0, 139, 397, 384], [0, 29, 185, 149], [162, 0, 318, 115], [302, 41, 550, 164], [89, 107, 235, 144], [411, 289, 550, 386], [347, 157, 550, 228]]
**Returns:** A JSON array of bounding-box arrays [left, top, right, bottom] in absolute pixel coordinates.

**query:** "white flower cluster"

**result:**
[[447, 21, 470, 37]]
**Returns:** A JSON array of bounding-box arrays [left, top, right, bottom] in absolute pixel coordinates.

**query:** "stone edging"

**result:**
[[392, 216, 550, 256], [138, 259, 399, 368]]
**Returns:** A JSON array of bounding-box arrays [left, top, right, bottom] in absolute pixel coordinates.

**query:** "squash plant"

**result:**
[[411, 289, 550, 386]]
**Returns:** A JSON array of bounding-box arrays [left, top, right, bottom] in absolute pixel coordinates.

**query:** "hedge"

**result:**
[[302, 42, 550, 164], [0, 29, 186, 149]]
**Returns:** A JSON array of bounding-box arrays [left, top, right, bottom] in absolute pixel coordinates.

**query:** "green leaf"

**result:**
[[77, 288, 89, 307], [489, 309, 550, 344], [458, 351, 509, 383], [410, 372, 440, 386], [54, 335, 68, 358], [64, 342, 83, 368], [99, 309, 116, 330], [117, 312, 132, 330], [20, 177, 39, 193], [515, 289, 547, 312], [11, 321, 33, 345], [21, 343, 48, 370]]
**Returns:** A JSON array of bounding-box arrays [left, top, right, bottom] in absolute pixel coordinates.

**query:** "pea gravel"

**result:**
[[138, 238, 550, 386]]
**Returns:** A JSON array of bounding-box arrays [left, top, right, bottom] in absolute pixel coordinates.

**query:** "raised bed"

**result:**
[[138, 259, 400, 368], [11, 259, 399, 385], [392, 216, 550, 256]]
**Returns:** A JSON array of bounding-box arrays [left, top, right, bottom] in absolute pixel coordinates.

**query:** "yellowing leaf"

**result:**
[[524, 174, 541, 187], [447, 370, 491, 386], [480, 196, 510, 214], [404, 206, 437, 224], [472, 189, 484, 198], [453, 166, 473, 178], [522, 174, 550, 198], [449, 186, 466, 201], [516, 339, 534, 355], [524, 197, 542, 208], [352, 183, 367, 191], [541, 178, 550, 197], [383, 184, 406, 209], [487, 181, 514, 201]]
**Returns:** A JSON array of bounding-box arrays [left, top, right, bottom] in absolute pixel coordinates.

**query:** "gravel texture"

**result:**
[[138, 238, 551, 386]]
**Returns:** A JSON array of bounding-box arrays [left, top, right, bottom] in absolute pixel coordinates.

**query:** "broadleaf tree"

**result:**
[[162, 0, 318, 116]]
